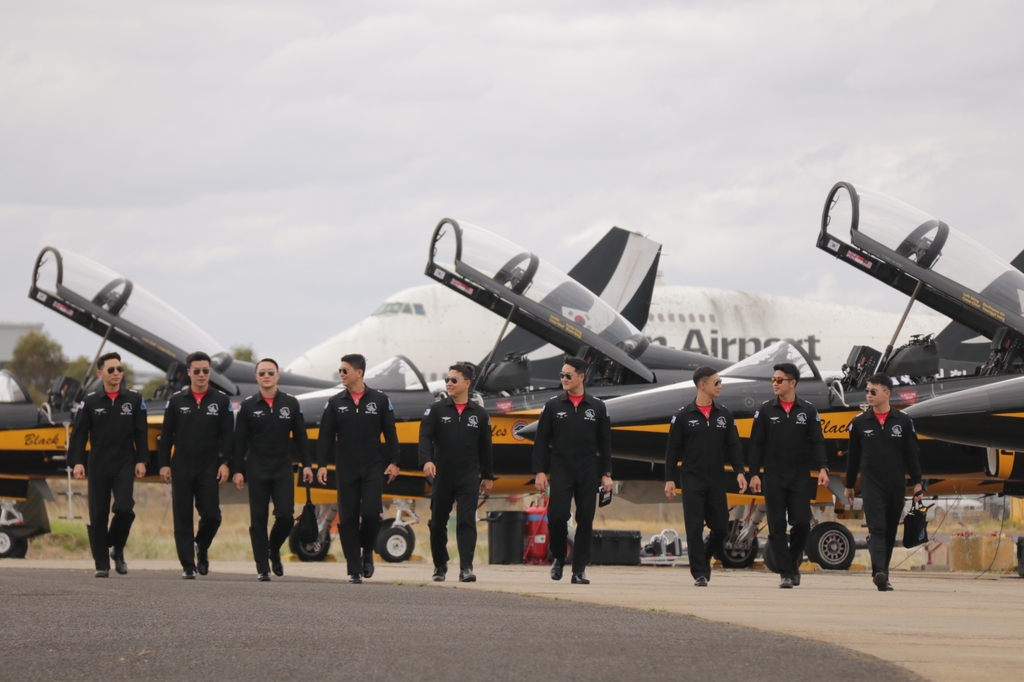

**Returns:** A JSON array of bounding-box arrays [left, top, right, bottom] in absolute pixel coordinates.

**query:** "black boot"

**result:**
[[432, 565, 447, 582], [111, 548, 128, 575], [196, 544, 209, 576], [550, 558, 564, 581], [362, 550, 375, 579], [269, 549, 284, 577]]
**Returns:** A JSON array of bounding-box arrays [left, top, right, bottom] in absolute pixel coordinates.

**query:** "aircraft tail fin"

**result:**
[[1011, 248, 1024, 274]]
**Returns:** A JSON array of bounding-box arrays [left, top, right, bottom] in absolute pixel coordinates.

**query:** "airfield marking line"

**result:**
[[4, 560, 1021, 681]]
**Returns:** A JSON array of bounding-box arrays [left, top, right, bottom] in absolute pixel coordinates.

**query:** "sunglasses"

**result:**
[[257, 370, 277, 377], [703, 378, 722, 387], [445, 376, 462, 384], [105, 366, 124, 374], [191, 367, 211, 375], [865, 388, 883, 396], [558, 372, 575, 380], [339, 368, 349, 375], [770, 377, 792, 385]]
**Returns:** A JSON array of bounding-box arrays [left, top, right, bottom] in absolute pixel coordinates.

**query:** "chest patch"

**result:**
[[365, 402, 377, 415], [795, 412, 807, 425], [716, 416, 727, 428], [279, 406, 291, 419], [179, 406, 191, 414], [441, 416, 452, 424], [584, 408, 596, 421], [467, 415, 479, 428], [555, 411, 568, 419], [338, 405, 349, 413], [891, 424, 903, 437], [207, 403, 219, 415], [688, 419, 700, 427], [121, 403, 133, 415]]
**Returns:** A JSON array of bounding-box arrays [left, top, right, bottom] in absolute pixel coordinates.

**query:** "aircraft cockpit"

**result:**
[[426, 218, 655, 390], [28, 247, 335, 400], [818, 182, 1024, 389]]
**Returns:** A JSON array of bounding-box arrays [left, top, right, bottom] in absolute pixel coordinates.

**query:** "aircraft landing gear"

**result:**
[[376, 499, 419, 563], [288, 504, 336, 562], [714, 503, 765, 569], [806, 521, 856, 570]]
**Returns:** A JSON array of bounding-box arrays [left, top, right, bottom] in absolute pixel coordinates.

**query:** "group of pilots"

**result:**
[[69, 350, 922, 592]]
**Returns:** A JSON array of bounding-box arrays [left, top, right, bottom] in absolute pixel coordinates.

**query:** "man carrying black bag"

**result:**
[[844, 372, 923, 592]]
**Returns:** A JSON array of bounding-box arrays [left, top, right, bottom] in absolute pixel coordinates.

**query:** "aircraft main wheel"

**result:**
[[288, 526, 331, 562], [715, 536, 759, 569], [807, 522, 855, 570], [0, 528, 17, 558], [378, 525, 415, 563]]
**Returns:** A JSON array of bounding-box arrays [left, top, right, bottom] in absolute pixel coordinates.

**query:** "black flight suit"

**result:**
[[747, 397, 827, 581], [846, 409, 922, 578], [234, 391, 310, 575], [68, 388, 149, 571], [158, 388, 234, 572], [317, 387, 400, 577], [531, 392, 612, 575], [418, 398, 494, 570], [664, 401, 744, 581]]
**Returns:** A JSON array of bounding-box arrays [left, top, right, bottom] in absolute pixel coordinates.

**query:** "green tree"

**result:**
[[141, 376, 164, 400], [7, 331, 67, 404], [231, 344, 256, 362], [64, 355, 93, 384]]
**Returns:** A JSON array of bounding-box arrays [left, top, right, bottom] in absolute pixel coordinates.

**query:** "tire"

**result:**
[[0, 528, 16, 559], [714, 520, 759, 569], [288, 525, 331, 562], [807, 522, 855, 571], [377, 525, 415, 563]]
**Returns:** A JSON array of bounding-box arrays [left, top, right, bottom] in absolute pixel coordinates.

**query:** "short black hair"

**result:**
[[256, 357, 279, 370], [773, 362, 800, 385], [97, 351, 121, 369], [186, 351, 211, 368], [341, 354, 366, 373], [866, 372, 892, 391], [449, 363, 475, 381], [563, 356, 587, 374], [692, 365, 719, 386]]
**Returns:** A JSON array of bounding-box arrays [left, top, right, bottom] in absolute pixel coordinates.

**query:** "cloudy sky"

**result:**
[[3, 1, 1023, 371]]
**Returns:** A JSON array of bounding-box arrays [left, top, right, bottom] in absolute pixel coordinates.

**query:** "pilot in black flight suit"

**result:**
[[844, 372, 923, 592], [664, 365, 747, 587], [316, 354, 401, 584], [233, 358, 312, 582], [68, 352, 149, 578], [418, 363, 494, 583], [532, 356, 614, 585], [748, 362, 828, 589], [158, 351, 234, 579]]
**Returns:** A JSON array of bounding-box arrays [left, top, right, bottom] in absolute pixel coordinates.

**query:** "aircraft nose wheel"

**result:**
[[376, 521, 415, 563]]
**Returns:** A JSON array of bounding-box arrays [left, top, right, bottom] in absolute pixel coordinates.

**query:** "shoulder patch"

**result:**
[[670, 415, 676, 424], [140, 399, 147, 410], [753, 411, 759, 419], [244, 395, 255, 401], [86, 391, 96, 397], [424, 408, 431, 416], [388, 399, 393, 411]]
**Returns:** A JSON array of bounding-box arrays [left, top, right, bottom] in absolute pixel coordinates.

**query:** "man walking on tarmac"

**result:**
[[233, 358, 313, 582], [664, 365, 747, 587], [317, 354, 401, 584], [748, 362, 829, 589], [532, 356, 613, 585], [69, 352, 149, 578], [158, 351, 234, 579], [844, 372, 923, 592], [419, 363, 494, 583]]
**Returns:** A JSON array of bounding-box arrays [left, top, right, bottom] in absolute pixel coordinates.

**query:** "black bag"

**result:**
[[295, 484, 318, 543], [902, 503, 929, 548]]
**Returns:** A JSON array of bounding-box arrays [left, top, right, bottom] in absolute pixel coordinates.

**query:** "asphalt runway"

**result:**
[[0, 569, 914, 681]]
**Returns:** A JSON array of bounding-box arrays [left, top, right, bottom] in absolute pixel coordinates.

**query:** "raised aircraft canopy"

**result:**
[[819, 183, 1024, 341], [426, 219, 655, 383]]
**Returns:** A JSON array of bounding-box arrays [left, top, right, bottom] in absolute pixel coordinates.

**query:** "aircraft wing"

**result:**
[[904, 375, 1024, 452], [818, 183, 1024, 344], [425, 219, 655, 383]]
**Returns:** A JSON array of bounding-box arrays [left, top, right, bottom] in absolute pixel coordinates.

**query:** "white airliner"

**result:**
[[286, 261, 946, 383]]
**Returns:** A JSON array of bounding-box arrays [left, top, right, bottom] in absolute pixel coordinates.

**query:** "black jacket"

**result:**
[[531, 392, 612, 476], [316, 387, 400, 471], [68, 387, 149, 470], [233, 391, 311, 475], [158, 388, 234, 471], [664, 400, 744, 483], [747, 396, 827, 479], [418, 397, 494, 480], [846, 408, 922, 489]]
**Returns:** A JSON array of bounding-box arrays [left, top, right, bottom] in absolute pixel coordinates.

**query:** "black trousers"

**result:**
[[429, 471, 479, 570], [337, 464, 384, 576], [548, 467, 598, 575], [87, 459, 136, 571], [764, 475, 812, 579], [247, 467, 294, 574], [171, 463, 222, 571], [680, 474, 729, 580], [862, 479, 905, 577]]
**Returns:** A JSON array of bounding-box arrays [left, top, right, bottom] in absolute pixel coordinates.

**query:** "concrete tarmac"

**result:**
[[0, 563, 916, 682], [4, 560, 1022, 680]]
